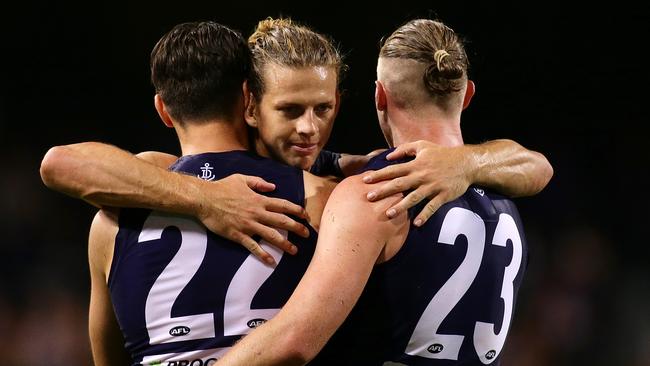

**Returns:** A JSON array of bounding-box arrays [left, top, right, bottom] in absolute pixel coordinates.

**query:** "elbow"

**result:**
[[276, 350, 312, 366], [529, 151, 554, 195], [540, 156, 554, 190], [292, 343, 319, 365], [505, 151, 554, 198], [273, 325, 323, 365], [40, 145, 71, 190], [40, 144, 94, 200]]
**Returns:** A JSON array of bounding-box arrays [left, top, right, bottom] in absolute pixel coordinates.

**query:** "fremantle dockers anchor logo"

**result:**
[[198, 163, 215, 181]]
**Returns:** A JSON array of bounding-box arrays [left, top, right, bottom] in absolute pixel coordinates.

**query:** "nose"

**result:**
[[296, 112, 317, 136]]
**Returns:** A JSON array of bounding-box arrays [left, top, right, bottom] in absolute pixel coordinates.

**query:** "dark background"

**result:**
[[2, 1, 648, 365]]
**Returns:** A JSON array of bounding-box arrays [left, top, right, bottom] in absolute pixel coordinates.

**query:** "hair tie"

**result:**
[[434, 49, 450, 69]]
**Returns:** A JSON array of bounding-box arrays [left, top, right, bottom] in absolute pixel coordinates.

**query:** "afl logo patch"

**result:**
[[427, 343, 444, 353], [169, 325, 191, 337], [247, 318, 267, 328]]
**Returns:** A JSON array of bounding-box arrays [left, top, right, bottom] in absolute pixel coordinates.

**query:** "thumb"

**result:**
[[386, 142, 419, 160], [244, 175, 276, 192]]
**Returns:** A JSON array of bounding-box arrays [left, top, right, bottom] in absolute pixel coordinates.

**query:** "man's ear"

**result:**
[[244, 90, 258, 128], [462, 80, 475, 110], [375, 80, 387, 112], [242, 80, 251, 115], [154, 94, 174, 128]]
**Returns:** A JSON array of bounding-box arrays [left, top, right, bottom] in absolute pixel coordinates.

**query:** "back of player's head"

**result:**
[[246, 17, 346, 101], [378, 19, 469, 110], [150, 21, 251, 123]]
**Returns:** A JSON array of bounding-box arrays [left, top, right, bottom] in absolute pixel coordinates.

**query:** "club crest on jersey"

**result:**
[[474, 188, 485, 196], [247, 318, 267, 328], [198, 163, 215, 181], [169, 325, 191, 337]]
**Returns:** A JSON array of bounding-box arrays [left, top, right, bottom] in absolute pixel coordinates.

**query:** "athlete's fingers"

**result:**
[[385, 141, 421, 161], [413, 195, 448, 226], [384, 188, 428, 218], [264, 196, 309, 221], [248, 221, 298, 255], [258, 210, 310, 239], [231, 231, 276, 265], [242, 174, 276, 193], [362, 163, 411, 185], [366, 175, 417, 202]]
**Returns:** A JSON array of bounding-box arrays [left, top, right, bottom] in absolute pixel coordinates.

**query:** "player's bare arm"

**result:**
[[40, 141, 310, 263], [362, 139, 553, 225], [215, 176, 407, 365], [87, 208, 131, 365]]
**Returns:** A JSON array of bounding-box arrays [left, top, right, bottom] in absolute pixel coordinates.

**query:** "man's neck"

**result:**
[[177, 119, 249, 156], [389, 109, 464, 147]]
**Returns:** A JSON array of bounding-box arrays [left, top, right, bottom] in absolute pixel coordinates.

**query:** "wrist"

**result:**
[[166, 173, 208, 217], [464, 144, 485, 185]]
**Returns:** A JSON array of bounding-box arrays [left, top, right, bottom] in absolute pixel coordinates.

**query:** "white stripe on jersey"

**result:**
[[140, 347, 229, 365]]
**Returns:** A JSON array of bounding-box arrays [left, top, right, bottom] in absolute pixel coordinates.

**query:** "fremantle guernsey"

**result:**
[[314, 149, 529, 366], [108, 151, 317, 366]]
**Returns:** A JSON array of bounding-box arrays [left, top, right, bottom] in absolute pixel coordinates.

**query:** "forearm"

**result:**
[[219, 284, 351, 366], [218, 313, 311, 366], [468, 139, 553, 197], [218, 273, 341, 365], [40, 142, 202, 214]]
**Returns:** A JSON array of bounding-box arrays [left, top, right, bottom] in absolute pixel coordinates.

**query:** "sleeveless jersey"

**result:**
[[313, 149, 529, 366], [108, 151, 317, 366]]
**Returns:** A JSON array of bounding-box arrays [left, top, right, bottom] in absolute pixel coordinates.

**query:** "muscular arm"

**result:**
[[41, 142, 203, 211], [363, 139, 553, 224], [215, 177, 406, 365], [88, 209, 131, 365], [40, 142, 309, 263], [463, 139, 552, 197]]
